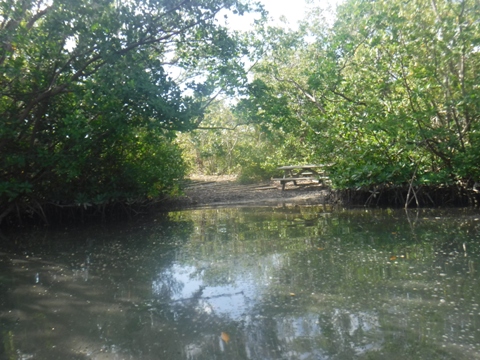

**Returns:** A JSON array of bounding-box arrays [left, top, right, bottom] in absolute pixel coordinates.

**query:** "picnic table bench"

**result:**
[[272, 165, 330, 190]]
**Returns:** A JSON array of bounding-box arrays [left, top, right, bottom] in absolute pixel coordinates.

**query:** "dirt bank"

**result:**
[[168, 175, 333, 209], [0, 175, 333, 227], [168, 176, 480, 210]]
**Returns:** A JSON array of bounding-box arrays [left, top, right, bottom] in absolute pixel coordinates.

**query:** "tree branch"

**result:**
[[272, 74, 326, 113], [196, 123, 250, 130]]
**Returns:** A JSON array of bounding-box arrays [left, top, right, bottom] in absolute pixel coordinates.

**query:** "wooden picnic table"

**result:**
[[272, 164, 330, 190]]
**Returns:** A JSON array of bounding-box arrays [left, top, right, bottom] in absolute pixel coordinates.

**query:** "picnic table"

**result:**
[[272, 164, 329, 190]]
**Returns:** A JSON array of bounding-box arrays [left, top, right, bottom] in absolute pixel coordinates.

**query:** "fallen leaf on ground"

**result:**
[[221, 332, 230, 343]]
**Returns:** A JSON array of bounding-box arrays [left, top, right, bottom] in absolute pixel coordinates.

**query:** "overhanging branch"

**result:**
[[196, 122, 251, 130]]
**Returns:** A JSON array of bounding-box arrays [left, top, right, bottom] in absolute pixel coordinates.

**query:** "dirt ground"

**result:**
[[168, 175, 333, 209]]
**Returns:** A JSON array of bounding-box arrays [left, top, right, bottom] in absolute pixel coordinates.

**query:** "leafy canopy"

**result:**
[[237, 0, 480, 189], [0, 0, 262, 222]]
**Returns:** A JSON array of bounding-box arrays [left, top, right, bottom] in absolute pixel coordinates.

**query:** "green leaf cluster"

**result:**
[[0, 0, 260, 222], [177, 101, 280, 181], [237, 0, 480, 190]]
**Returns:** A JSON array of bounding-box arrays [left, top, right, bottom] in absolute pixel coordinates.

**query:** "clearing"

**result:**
[[169, 175, 333, 209]]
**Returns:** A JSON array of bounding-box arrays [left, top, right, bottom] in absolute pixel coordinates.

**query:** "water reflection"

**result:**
[[0, 207, 480, 359]]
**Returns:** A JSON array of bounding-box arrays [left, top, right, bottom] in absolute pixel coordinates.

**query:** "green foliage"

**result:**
[[177, 101, 297, 182], [235, 139, 278, 183], [0, 0, 260, 222], [236, 0, 480, 190], [177, 103, 243, 175]]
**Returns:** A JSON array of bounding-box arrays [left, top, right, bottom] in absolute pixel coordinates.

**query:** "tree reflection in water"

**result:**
[[0, 207, 480, 359]]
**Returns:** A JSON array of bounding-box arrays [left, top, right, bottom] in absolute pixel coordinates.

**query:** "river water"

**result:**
[[1, 206, 480, 360]]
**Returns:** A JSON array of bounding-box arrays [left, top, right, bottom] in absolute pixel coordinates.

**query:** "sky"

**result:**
[[260, 0, 310, 27], [225, 0, 343, 31]]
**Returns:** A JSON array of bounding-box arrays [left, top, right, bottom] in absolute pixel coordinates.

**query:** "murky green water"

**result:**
[[1, 207, 480, 359]]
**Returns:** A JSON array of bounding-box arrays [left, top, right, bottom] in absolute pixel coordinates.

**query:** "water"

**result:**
[[1, 207, 480, 359]]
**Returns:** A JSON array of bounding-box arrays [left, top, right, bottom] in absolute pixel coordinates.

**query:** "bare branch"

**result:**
[[196, 123, 251, 130], [26, 7, 51, 29], [273, 74, 326, 113], [330, 90, 367, 106]]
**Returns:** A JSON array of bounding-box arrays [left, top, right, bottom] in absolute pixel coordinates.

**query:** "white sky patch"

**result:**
[[220, 0, 344, 31], [261, 0, 310, 28]]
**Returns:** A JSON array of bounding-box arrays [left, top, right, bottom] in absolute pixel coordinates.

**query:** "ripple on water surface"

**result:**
[[1, 207, 480, 359]]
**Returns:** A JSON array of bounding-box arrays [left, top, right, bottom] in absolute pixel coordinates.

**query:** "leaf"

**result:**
[[221, 332, 230, 343], [389, 255, 397, 261], [289, 292, 296, 296]]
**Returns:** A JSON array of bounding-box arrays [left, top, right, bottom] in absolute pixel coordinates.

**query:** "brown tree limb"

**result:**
[[196, 123, 250, 130]]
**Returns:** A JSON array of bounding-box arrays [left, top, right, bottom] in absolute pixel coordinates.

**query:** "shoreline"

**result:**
[[165, 175, 333, 210], [1, 176, 478, 228]]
